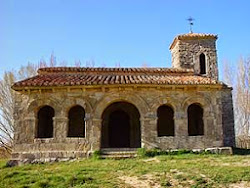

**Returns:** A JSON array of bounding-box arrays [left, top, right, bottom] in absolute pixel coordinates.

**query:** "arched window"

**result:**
[[68, 105, 85, 137], [37, 105, 54, 138], [199, 53, 206, 74], [188, 104, 204, 136], [157, 105, 175, 136]]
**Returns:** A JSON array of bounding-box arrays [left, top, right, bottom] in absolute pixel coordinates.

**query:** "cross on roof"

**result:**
[[187, 17, 194, 33]]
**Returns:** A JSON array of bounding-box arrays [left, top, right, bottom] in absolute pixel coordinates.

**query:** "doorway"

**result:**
[[101, 102, 141, 148]]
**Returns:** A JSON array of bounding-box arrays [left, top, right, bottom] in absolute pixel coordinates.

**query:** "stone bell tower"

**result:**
[[170, 33, 218, 80]]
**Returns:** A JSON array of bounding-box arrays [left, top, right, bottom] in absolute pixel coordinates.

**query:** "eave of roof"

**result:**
[[169, 33, 218, 50], [12, 67, 225, 90]]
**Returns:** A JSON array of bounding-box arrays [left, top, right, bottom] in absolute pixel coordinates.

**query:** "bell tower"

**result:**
[[169, 33, 218, 80]]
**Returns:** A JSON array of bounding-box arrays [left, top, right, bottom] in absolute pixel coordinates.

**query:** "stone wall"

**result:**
[[12, 85, 235, 162], [221, 89, 236, 147], [171, 39, 218, 80]]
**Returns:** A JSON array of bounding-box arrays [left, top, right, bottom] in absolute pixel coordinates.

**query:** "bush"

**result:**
[[92, 150, 101, 160], [137, 148, 214, 158], [145, 149, 159, 157], [137, 148, 147, 157], [177, 149, 192, 155]]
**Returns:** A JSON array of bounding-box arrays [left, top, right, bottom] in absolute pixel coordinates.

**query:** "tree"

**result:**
[[0, 71, 15, 152], [235, 57, 250, 136], [0, 56, 57, 153], [0, 63, 40, 153], [223, 57, 250, 136]]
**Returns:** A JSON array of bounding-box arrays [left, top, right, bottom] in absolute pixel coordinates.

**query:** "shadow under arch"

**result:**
[[101, 101, 141, 148], [36, 105, 55, 138], [188, 103, 204, 136], [93, 92, 148, 120]]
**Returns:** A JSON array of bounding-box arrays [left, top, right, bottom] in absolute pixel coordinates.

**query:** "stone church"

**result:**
[[11, 33, 235, 162]]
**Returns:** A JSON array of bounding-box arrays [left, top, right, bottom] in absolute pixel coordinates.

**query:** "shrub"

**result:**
[[137, 148, 147, 157], [92, 150, 101, 160], [177, 149, 192, 155]]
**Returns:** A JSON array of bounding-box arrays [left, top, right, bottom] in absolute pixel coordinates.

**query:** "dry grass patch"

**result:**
[[143, 157, 160, 163], [119, 174, 161, 188], [228, 181, 250, 188]]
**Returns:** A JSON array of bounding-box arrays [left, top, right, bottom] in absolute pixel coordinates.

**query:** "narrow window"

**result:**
[[37, 105, 54, 138], [188, 104, 204, 136], [68, 105, 85, 137], [157, 105, 175, 136], [199, 53, 206, 74]]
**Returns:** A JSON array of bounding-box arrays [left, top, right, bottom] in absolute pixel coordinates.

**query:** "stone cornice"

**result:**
[[13, 84, 230, 94]]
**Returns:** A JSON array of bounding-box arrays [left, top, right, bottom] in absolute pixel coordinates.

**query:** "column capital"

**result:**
[[53, 116, 68, 121], [24, 117, 36, 121], [92, 118, 102, 122]]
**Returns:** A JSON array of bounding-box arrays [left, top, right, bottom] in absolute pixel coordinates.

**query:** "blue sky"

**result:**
[[0, 0, 250, 79]]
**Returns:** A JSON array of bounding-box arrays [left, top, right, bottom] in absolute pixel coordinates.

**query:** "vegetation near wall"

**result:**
[[0, 154, 249, 188]]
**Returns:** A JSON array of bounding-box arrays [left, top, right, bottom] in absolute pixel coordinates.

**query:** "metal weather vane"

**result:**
[[187, 17, 194, 33]]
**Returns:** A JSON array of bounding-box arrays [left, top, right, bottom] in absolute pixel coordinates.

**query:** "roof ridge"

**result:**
[[37, 67, 193, 75]]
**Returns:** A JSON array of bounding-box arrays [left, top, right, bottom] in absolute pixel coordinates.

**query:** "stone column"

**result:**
[[205, 112, 215, 137], [91, 118, 102, 151], [175, 111, 188, 136], [141, 116, 158, 149], [23, 117, 36, 143], [84, 113, 91, 139], [216, 99, 225, 146], [53, 117, 68, 141], [174, 110, 188, 149]]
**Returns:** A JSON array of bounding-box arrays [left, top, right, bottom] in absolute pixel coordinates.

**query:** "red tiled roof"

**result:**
[[170, 33, 218, 50], [12, 67, 222, 89], [175, 33, 217, 39], [37, 67, 193, 74]]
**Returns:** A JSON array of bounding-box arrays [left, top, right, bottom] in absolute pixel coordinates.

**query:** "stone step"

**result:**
[[100, 148, 138, 159], [101, 148, 138, 151], [101, 150, 137, 155], [100, 154, 137, 159]]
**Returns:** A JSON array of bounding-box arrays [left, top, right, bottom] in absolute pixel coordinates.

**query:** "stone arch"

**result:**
[[101, 101, 141, 148], [93, 92, 149, 119], [182, 95, 212, 117], [194, 51, 209, 75], [60, 98, 92, 140], [182, 95, 213, 137], [63, 98, 92, 117], [27, 97, 61, 118], [150, 97, 177, 114]]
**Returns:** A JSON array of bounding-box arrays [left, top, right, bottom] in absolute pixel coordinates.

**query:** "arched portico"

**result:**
[[101, 101, 141, 148]]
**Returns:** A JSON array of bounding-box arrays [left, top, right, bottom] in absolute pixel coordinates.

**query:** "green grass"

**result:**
[[0, 154, 249, 188]]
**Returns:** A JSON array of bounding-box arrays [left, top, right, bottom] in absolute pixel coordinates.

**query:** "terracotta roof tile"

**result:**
[[37, 67, 193, 74], [12, 67, 223, 90], [176, 33, 217, 39], [170, 33, 218, 50]]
